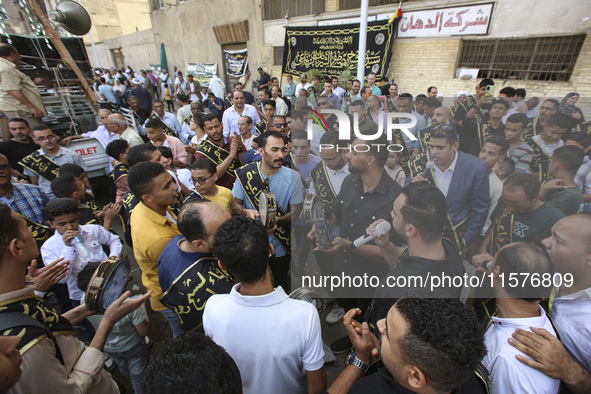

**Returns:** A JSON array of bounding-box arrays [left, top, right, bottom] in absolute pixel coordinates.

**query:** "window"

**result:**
[[273, 47, 284, 66], [263, 0, 325, 21], [150, 0, 164, 11], [339, 0, 419, 10], [458, 35, 585, 82]]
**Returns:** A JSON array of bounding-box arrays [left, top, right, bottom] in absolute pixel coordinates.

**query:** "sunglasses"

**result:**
[[273, 123, 287, 128], [191, 173, 215, 185]]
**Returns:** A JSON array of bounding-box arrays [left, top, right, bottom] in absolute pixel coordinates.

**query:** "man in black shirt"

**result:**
[[0, 118, 39, 179], [315, 135, 402, 353], [324, 298, 488, 394], [365, 182, 465, 328]]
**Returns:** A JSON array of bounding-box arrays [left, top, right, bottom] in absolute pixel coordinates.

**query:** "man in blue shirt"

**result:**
[[207, 92, 224, 117], [158, 199, 233, 334], [232, 130, 303, 292], [98, 77, 117, 105]]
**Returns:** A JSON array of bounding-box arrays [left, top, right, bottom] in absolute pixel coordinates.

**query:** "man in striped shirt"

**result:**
[[505, 113, 534, 173]]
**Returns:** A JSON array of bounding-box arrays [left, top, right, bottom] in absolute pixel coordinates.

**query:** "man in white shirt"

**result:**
[[510, 214, 591, 393], [203, 216, 326, 394], [237, 116, 255, 150], [176, 94, 192, 127], [23, 125, 87, 199], [295, 73, 311, 97], [270, 86, 288, 116], [222, 90, 260, 137], [145, 99, 182, 138], [60, 109, 118, 149], [106, 113, 144, 147], [482, 242, 559, 394], [477, 136, 508, 235], [331, 77, 345, 99], [158, 69, 172, 97]]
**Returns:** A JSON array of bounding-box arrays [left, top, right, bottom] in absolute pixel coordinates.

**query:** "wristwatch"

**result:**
[[346, 350, 370, 373]]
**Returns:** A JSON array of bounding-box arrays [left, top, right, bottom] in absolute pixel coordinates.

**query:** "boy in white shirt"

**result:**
[[41, 198, 122, 305]]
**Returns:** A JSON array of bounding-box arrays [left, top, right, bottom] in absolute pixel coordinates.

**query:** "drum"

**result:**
[[289, 287, 327, 320], [314, 203, 335, 249], [302, 194, 318, 224], [259, 190, 277, 231], [85, 256, 131, 313]]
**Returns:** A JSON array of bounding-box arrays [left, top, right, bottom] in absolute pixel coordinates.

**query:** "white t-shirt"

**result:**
[[483, 305, 560, 394], [203, 285, 324, 394]]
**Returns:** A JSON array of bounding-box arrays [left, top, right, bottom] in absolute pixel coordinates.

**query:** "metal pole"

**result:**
[[357, 0, 369, 84]]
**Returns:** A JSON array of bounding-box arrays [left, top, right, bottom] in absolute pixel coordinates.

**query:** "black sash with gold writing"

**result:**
[[310, 162, 337, 206], [19, 151, 60, 182], [110, 162, 129, 184], [0, 292, 74, 358], [408, 151, 430, 178], [80, 193, 101, 220], [475, 121, 493, 153], [390, 126, 411, 176], [524, 118, 543, 139], [387, 97, 398, 113], [160, 255, 234, 332], [460, 96, 487, 123], [525, 136, 551, 183], [578, 120, 591, 136], [416, 126, 434, 154], [196, 140, 239, 179], [148, 114, 177, 137], [256, 120, 267, 135], [235, 162, 291, 252], [489, 208, 514, 256], [19, 213, 52, 243], [183, 114, 192, 126]]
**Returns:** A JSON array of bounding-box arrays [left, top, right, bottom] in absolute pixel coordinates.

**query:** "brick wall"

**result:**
[[388, 34, 591, 114]]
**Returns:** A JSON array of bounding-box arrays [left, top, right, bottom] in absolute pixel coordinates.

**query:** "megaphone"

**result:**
[[48, 1, 92, 36]]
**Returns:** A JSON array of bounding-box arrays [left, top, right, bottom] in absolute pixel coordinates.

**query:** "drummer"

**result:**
[[231, 130, 304, 292]]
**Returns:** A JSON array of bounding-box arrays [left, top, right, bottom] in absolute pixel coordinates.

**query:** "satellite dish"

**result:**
[[48, 1, 92, 36]]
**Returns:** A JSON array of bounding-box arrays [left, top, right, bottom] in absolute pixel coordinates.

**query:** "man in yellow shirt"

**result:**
[[190, 158, 233, 214], [128, 161, 182, 336]]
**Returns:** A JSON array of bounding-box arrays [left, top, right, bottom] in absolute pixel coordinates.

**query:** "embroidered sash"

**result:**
[[159, 256, 234, 332], [148, 114, 177, 137], [19, 151, 60, 182], [489, 208, 514, 256], [310, 162, 337, 206], [196, 140, 239, 179], [235, 162, 291, 252]]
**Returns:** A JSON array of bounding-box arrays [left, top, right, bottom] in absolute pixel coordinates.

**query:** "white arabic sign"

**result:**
[[397, 3, 493, 38]]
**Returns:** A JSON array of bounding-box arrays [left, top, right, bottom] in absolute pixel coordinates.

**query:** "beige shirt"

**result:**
[[0, 57, 47, 115], [1, 287, 118, 394], [120, 126, 144, 147]]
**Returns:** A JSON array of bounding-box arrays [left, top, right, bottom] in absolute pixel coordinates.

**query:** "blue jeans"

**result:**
[[107, 340, 148, 394], [159, 308, 185, 338]]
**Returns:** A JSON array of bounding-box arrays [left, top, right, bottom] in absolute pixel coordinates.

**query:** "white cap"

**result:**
[[132, 78, 141, 85], [455, 90, 469, 99]]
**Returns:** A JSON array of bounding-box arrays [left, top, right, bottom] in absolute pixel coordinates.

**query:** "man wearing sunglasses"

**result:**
[[20, 125, 86, 200]]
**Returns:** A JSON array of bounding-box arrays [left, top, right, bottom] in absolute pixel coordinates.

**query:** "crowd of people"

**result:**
[[1, 39, 591, 393]]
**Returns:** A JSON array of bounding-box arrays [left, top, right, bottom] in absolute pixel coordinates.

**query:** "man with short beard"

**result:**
[[145, 99, 182, 138], [231, 130, 303, 292], [193, 113, 245, 190], [0, 118, 39, 178]]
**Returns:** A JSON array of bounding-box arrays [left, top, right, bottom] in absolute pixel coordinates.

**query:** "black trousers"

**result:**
[[269, 254, 291, 293]]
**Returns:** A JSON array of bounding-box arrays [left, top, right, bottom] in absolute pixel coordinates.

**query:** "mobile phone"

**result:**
[[486, 85, 495, 96]]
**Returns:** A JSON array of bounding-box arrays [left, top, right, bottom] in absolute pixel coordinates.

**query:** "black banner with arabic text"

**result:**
[[282, 20, 395, 81]]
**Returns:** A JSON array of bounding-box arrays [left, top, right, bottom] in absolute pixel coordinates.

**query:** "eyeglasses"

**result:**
[[317, 101, 330, 106], [273, 123, 287, 128], [191, 173, 215, 185], [321, 154, 340, 164], [0, 163, 11, 170], [35, 135, 57, 142]]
